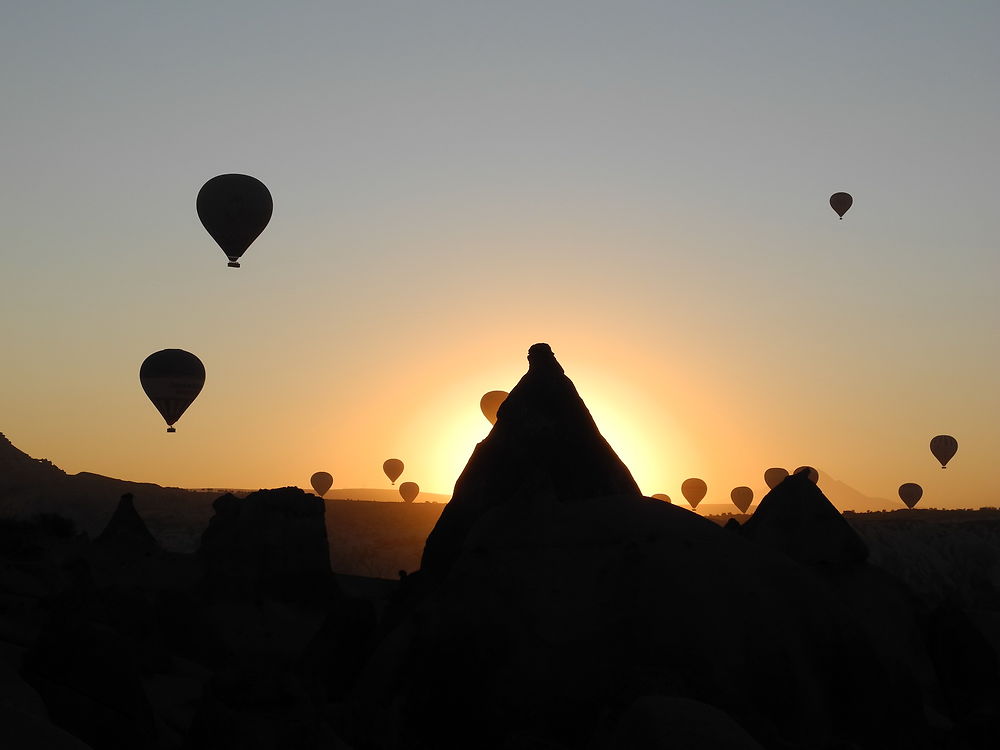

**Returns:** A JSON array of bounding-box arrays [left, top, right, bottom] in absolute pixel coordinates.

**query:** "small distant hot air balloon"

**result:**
[[794, 466, 819, 483], [480, 391, 509, 425], [139, 349, 205, 432], [681, 478, 708, 510], [898, 483, 923, 509], [651, 493, 672, 504], [929, 435, 958, 469], [310, 471, 333, 498], [764, 467, 789, 490], [830, 192, 853, 219], [197, 174, 273, 268], [383, 459, 404, 485], [399, 482, 419, 503], [731, 486, 754, 514]]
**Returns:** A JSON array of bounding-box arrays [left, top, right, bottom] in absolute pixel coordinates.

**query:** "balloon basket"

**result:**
[[167, 427, 176, 433], [227, 261, 241, 268]]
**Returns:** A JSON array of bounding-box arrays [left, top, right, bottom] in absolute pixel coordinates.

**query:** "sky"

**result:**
[[1, 2, 998, 508]]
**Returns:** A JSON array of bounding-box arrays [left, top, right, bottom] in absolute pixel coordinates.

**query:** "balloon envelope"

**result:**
[[139, 349, 205, 432], [681, 478, 708, 509], [929, 435, 958, 468], [383, 459, 404, 485], [480, 391, 509, 425], [310, 471, 333, 498], [830, 192, 853, 219], [197, 174, 273, 267], [898, 482, 923, 509], [731, 486, 754, 514], [399, 481, 419, 503], [651, 493, 671, 504], [764, 467, 789, 490], [794, 466, 819, 483]]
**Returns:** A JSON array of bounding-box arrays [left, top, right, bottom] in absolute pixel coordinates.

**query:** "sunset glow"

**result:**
[[1, 3, 997, 509]]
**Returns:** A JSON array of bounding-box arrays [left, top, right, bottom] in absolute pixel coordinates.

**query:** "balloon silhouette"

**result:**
[[480, 391, 509, 425], [794, 466, 819, 483], [310, 471, 333, 498], [830, 192, 853, 219], [731, 486, 754, 514], [764, 467, 789, 490], [139, 349, 205, 432], [681, 478, 708, 509], [898, 483, 923, 509], [383, 459, 404, 485], [399, 482, 419, 503], [929, 435, 958, 468], [651, 493, 672, 504], [197, 174, 273, 268]]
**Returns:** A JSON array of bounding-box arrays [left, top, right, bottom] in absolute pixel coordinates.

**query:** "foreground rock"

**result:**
[[356, 345, 965, 749], [199, 487, 334, 603]]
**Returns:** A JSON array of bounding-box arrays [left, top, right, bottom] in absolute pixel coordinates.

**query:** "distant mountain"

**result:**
[[0, 432, 221, 544]]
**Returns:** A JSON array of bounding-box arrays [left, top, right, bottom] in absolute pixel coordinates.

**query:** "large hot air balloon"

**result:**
[[651, 493, 672, 504], [480, 391, 509, 425], [197, 174, 273, 268], [764, 467, 789, 490], [139, 349, 205, 432], [794, 466, 819, 483], [898, 483, 923, 509], [929, 435, 958, 469], [311, 471, 333, 498], [830, 192, 853, 219], [681, 478, 708, 509], [399, 482, 419, 503], [731, 486, 754, 514], [383, 459, 404, 485]]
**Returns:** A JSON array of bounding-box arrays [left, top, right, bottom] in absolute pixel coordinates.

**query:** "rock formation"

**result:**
[[94, 493, 158, 555], [363, 344, 945, 749], [199, 487, 333, 602], [421, 343, 640, 577], [740, 470, 869, 565]]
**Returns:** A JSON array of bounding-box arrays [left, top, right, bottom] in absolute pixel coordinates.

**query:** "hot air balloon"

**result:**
[[731, 486, 754, 514], [681, 478, 707, 510], [651, 493, 672, 504], [830, 192, 853, 219], [898, 483, 923, 509], [480, 391, 509, 425], [383, 459, 404, 485], [764, 467, 789, 490], [399, 482, 419, 503], [929, 435, 958, 469], [139, 349, 205, 432], [310, 471, 333, 498], [794, 466, 819, 483], [197, 174, 273, 268]]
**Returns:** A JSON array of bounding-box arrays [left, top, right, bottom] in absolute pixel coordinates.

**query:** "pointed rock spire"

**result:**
[[94, 493, 158, 554], [421, 343, 640, 576], [741, 471, 868, 565]]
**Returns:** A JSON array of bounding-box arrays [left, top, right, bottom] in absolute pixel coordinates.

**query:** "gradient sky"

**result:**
[[2, 2, 998, 508]]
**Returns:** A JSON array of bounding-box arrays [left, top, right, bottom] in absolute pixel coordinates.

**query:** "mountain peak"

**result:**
[[421, 344, 640, 576]]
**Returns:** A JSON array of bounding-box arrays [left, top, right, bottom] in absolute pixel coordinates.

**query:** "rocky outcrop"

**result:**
[[198, 488, 333, 602], [421, 343, 640, 577], [740, 470, 869, 565], [362, 346, 951, 749], [94, 494, 158, 556]]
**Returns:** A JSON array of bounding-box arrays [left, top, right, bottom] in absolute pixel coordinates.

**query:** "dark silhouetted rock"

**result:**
[[740, 470, 869, 565], [360, 346, 937, 750], [94, 494, 158, 556], [611, 696, 765, 749], [421, 343, 640, 577], [199, 488, 333, 603]]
